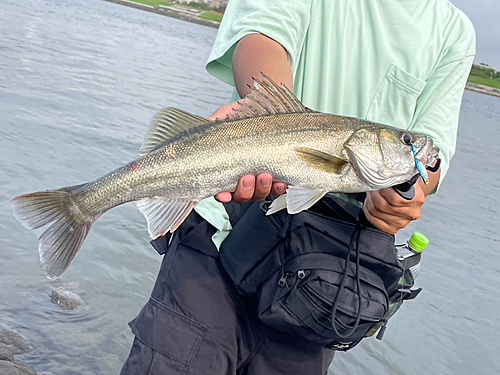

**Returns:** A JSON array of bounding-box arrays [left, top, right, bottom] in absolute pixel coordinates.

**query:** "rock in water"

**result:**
[[0, 360, 37, 375], [0, 343, 14, 362], [0, 324, 38, 374], [0, 324, 30, 356], [50, 287, 83, 310]]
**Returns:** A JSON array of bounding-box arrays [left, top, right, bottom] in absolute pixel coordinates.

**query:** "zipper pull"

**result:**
[[278, 272, 293, 287]]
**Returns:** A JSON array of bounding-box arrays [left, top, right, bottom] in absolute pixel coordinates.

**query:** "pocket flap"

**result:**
[[366, 64, 426, 127], [129, 297, 207, 366], [386, 64, 426, 95]]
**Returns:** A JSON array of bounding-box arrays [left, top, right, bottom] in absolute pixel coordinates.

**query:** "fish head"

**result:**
[[344, 126, 439, 189]]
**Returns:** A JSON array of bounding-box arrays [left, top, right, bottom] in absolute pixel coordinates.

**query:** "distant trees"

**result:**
[[216, 5, 226, 13], [187, 2, 211, 10], [186, 1, 226, 13], [470, 63, 500, 80]]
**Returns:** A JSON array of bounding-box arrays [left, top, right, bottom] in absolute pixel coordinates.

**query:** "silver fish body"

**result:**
[[76, 114, 384, 208], [11, 74, 439, 279]]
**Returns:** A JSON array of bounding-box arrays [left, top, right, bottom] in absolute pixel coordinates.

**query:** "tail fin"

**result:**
[[11, 185, 94, 279]]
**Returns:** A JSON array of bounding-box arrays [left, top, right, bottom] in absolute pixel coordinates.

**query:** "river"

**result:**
[[0, 0, 498, 374]]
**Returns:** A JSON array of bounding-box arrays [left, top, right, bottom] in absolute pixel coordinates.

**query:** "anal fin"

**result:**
[[136, 198, 198, 239], [266, 194, 288, 215], [286, 186, 327, 214], [266, 187, 327, 215]]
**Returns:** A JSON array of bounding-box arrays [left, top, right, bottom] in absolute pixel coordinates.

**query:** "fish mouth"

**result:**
[[412, 138, 440, 185], [414, 138, 440, 166]]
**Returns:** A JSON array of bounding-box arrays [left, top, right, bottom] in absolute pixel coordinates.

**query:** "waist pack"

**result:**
[[220, 196, 420, 351]]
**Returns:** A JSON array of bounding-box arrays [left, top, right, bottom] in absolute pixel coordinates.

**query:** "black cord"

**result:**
[[330, 218, 364, 339]]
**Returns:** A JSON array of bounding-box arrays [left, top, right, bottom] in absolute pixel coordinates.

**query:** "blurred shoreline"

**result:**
[[103, 0, 220, 29], [466, 82, 500, 97], [102, 0, 500, 101]]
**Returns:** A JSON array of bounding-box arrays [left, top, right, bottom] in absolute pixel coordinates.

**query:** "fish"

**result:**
[[11, 73, 439, 279]]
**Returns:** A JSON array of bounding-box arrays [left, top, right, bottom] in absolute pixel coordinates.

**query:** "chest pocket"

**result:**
[[365, 64, 426, 128]]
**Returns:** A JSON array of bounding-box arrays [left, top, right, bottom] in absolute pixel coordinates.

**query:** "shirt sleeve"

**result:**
[[409, 16, 476, 191], [206, 0, 311, 86]]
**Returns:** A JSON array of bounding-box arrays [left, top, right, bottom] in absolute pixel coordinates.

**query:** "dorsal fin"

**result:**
[[140, 108, 210, 156], [226, 72, 316, 121]]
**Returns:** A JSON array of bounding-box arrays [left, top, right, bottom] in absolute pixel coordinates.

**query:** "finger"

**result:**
[[362, 205, 400, 235], [252, 173, 273, 201], [214, 191, 233, 203], [364, 205, 413, 231], [232, 175, 256, 203], [271, 182, 287, 197], [364, 194, 419, 233], [379, 186, 409, 206], [366, 190, 417, 220], [207, 101, 239, 121], [207, 107, 228, 121], [379, 186, 425, 207]]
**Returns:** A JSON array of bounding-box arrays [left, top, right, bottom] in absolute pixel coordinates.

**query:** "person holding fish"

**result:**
[[10, 0, 475, 374], [120, 1, 477, 373]]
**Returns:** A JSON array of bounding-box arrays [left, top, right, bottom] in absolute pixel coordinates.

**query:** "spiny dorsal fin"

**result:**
[[294, 146, 348, 174], [225, 72, 316, 121], [140, 108, 211, 156]]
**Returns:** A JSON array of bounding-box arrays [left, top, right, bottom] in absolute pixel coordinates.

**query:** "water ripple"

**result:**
[[1, 1, 499, 375]]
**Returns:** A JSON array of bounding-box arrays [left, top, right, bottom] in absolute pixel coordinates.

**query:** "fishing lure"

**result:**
[[412, 143, 429, 185]]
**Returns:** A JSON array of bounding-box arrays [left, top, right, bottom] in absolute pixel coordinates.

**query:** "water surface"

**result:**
[[0, 0, 498, 374]]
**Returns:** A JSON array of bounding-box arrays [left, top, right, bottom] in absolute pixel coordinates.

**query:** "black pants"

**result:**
[[120, 211, 335, 375]]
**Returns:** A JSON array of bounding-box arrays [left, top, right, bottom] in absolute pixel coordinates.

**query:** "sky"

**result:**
[[450, 0, 500, 70]]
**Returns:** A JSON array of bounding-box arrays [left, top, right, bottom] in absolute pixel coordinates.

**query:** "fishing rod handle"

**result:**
[[392, 183, 415, 200]]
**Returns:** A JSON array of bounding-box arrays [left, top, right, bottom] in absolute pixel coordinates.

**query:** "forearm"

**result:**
[[211, 33, 292, 203], [233, 33, 293, 98]]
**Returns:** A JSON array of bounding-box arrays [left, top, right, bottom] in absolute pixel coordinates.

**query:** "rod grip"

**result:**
[[393, 182, 415, 200]]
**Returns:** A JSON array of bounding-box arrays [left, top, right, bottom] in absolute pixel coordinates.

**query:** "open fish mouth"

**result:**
[[412, 138, 440, 185], [345, 135, 440, 189], [414, 138, 439, 165]]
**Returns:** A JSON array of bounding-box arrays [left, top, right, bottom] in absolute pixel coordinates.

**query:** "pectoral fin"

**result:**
[[294, 147, 348, 174]]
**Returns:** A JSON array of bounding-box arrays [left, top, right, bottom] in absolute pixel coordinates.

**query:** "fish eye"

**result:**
[[400, 132, 413, 145]]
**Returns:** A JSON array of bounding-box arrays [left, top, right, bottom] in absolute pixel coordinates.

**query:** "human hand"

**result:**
[[215, 173, 287, 203], [208, 102, 287, 203], [207, 101, 240, 121], [362, 180, 426, 235]]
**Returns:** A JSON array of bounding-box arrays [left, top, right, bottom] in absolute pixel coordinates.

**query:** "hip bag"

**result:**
[[220, 196, 418, 351]]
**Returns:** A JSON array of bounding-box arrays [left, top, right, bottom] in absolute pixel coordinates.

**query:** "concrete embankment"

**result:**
[[103, 0, 220, 29], [465, 82, 500, 98]]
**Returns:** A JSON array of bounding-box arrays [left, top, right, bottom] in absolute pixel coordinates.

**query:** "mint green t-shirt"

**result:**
[[197, 0, 476, 245]]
